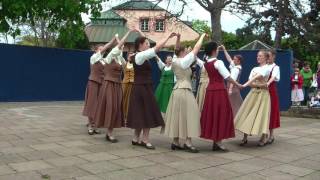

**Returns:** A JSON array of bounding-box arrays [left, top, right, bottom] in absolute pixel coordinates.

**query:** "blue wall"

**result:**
[[0, 43, 292, 111]]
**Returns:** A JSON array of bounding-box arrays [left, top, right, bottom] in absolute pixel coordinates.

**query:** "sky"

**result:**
[[81, 0, 247, 33]]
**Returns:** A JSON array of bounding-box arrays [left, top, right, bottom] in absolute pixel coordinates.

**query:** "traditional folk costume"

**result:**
[[196, 67, 209, 112], [122, 62, 134, 122], [82, 52, 104, 128], [127, 48, 164, 129], [95, 47, 125, 129], [290, 74, 304, 103], [155, 60, 175, 113], [165, 53, 201, 139], [235, 65, 271, 136], [200, 58, 235, 141], [268, 63, 280, 130], [227, 61, 243, 117]]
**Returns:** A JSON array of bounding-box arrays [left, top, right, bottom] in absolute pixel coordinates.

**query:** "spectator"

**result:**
[[300, 62, 313, 105], [290, 68, 304, 106], [310, 90, 320, 108]]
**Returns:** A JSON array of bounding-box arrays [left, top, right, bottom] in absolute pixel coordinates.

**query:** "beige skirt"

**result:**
[[164, 88, 201, 139], [235, 88, 270, 136], [196, 81, 209, 112]]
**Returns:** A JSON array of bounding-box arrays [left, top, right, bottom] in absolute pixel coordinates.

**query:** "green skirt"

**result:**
[[155, 82, 174, 113]]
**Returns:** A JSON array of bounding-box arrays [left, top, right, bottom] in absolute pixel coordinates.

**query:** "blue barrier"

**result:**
[[0, 43, 292, 111]]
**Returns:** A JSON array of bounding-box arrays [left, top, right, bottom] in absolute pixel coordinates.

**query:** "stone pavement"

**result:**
[[0, 101, 319, 180]]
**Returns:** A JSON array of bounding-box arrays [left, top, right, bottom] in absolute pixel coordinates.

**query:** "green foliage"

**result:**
[[0, 0, 105, 49], [191, 20, 212, 39]]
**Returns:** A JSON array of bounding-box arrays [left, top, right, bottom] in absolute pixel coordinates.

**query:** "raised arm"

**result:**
[[116, 29, 134, 48], [192, 33, 206, 55], [154, 32, 177, 52], [175, 33, 181, 50], [156, 56, 165, 70], [220, 45, 232, 63], [101, 37, 116, 53]]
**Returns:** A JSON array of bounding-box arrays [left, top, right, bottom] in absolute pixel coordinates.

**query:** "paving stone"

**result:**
[[0, 165, 15, 176], [39, 166, 90, 180], [108, 149, 146, 158], [230, 173, 266, 180], [98, 169, 152, 180], [112, 157, 156, 168], [218, 161, 265, 174], [0, 171, 43, 180], [77, 161, 124, 174], [45, 156, 88, 167], [212, 152, 254, 161], [271, 164, 315, 177], [195, 167, 240, 180], [0, 154, 27, 165], [166, 159, 211, 171], [77, 152, 119, 162], [52, 147, 91, 156], [19, 150, 61, 161], [58, 140, 91, 147], [257, 169, 299, 180], [133, 164, 180, 178], [30, 143, 64, 150], [159, 172, 209, 180], [75, 175, 104, 180], [0, 146, 34, 154], [191, 155, 233, 166], [9, 160, 53, 172], [142, 153, 184, 164], [297, 171, 320, 180]]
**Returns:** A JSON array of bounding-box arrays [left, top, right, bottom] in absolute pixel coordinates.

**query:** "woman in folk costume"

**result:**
[[220, 45, 243, 117], [165, 33, 207, 153], [235, 50, 271, 147], [122, 52, 135, 126], [95, 30, 136, 143], [83, 38, 116, 135], [196, 57, 209, 112], [155, 55, 174, 116], [266, 49, 280, 144], [126, 31, 177, 150], [200, 42, 241, 152]]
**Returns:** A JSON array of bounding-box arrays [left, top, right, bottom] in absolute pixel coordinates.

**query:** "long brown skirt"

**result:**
[[95, 80, 124, 128], [122, 82, 133, 122], [227, 83, 243, 117], [127, 84, 164, 129], [82, 80, 101, 125]]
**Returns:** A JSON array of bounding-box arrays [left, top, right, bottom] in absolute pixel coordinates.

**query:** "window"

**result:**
[[155, 19, 165, 32], [140, 19, 149, 32]]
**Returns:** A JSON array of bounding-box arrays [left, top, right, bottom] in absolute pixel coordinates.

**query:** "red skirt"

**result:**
[[200, 89, 235, 141], [269, 82, 280, 129], [82, 80, 101, 122]]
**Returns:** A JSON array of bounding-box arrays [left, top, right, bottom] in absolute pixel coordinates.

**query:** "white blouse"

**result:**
[[268, 63, 280, 82], [157, 58, 176, 82], [172, 52, 196, 69], [102, 46, 124, 65], [229, 61, 242, 81], [135, 48, 157, 65], [198, 57, 231, 79], [249, 65, 270, 80], [90, 52, 103, 65]]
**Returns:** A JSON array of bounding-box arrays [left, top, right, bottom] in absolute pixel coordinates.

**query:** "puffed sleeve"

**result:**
[[177, 52, 196, 69], [272, 66, 280, 81], [196, 58, 204, 68], [102, 46, 121, 64], [230, 67, 240, 81], [214, 60, 231, 79], [157, 59, 165, 70], [135, 48, 157, 65], [90, 52, 102, 65]]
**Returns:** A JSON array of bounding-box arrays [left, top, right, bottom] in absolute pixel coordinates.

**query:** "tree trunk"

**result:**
[[274, 0, 289, 48], [210, 8, 222, 44]]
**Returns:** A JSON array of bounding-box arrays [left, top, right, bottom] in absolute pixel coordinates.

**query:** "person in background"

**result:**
[[310, 90, 320, 108], [300, 62, 313, 105], [290, 68, 304, 106]]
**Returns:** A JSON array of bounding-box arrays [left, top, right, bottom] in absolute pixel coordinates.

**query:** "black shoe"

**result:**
[[239, 139, 248, 146], [183, 144, 199, 153], [106, 135, 118, 143], [171, 143, 184, 150], [212, 143, 229, 152], [257, 141, 267, 147], [88, 128, 94, 135], [140, 141, 155, 150], [93, 129, 101, 134], [132, 140, 141, 146], [267, 138, 275, 145]]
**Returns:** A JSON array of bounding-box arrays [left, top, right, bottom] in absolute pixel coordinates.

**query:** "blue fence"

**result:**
[[0, 43, 293, 111]]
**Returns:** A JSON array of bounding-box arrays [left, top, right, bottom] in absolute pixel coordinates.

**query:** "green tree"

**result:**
[[0, 0, 104, 49]]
